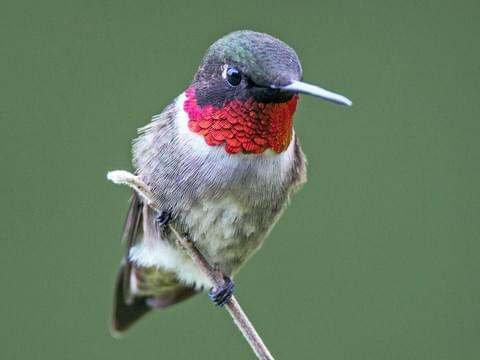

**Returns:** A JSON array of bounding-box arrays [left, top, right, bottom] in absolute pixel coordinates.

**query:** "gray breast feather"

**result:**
[[132, 94, 306, 276]]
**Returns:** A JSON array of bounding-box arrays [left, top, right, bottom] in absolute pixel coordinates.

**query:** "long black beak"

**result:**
[[272, 80, 352, 106]]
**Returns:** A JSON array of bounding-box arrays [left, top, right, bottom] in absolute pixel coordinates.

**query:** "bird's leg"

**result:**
[[154, 209, 172, 230], [208, 272, 235, 307]]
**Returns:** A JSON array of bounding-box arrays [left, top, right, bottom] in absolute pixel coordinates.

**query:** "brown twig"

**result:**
[[107, 170, 274, 360]]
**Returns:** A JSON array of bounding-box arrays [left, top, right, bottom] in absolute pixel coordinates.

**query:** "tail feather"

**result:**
[[111, 263, 198, 334], [112, 264, 151, 334]]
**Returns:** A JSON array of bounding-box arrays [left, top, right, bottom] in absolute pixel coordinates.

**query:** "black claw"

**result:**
[[208, 276, 235, 307], [155, 210, 172, 229]]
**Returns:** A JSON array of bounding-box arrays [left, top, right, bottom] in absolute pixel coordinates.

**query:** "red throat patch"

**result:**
[[183, 87, 298, 154]]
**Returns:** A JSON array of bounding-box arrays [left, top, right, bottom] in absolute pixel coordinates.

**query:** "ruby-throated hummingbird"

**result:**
[[112, 30, 351, 333]]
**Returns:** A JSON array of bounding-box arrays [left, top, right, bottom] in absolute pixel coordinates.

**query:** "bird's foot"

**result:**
[[155, 210, 172, 230], [208, 276, 235, 307]]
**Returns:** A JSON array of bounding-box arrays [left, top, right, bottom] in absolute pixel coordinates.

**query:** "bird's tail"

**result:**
[[111, 263, 197, 335], [111, 263, 152, 335]]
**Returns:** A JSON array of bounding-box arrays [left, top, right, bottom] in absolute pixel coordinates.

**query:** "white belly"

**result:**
[[128, 197, 258, 290]]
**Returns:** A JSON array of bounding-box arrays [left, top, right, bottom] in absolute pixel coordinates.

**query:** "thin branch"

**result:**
[[107, 170, 275, 360]]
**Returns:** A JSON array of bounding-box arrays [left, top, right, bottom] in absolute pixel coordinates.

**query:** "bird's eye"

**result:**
[[224, 65, 242, 86]]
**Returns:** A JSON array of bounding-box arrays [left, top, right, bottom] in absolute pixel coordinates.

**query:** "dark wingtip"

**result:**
[[111, 264, 152, 336]]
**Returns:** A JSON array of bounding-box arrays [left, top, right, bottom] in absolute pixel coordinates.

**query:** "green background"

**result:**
[[1, 0, 479, 359]]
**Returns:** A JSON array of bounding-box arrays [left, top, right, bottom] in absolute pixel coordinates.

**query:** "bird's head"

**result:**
[[184, 30, 351, 154]]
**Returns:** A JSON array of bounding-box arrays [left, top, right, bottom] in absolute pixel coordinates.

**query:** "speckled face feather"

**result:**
[[184, 87, 298, 154]]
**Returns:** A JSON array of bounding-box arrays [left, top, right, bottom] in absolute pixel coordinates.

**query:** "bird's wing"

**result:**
[[120, 191, 143, 304], [112, 189, 197, 334]]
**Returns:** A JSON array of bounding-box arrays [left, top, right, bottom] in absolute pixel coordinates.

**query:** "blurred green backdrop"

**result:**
[[1, 0, 479, 359]]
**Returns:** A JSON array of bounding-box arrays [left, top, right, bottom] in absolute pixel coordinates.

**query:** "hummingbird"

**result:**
[[112, 30, 351, 333]]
